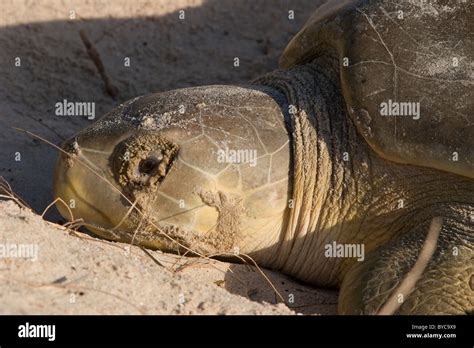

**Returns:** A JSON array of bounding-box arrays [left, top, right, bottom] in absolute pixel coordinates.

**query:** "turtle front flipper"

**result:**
[[339, 207, 473, 314]]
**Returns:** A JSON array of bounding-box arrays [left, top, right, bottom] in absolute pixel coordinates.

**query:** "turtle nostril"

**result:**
[[138, 157, 160, 176], [60, 138, 81, 169], [61, 138, 80, 154]]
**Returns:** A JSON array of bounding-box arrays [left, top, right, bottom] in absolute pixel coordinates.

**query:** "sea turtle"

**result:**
[[53, 0, 473, 314]]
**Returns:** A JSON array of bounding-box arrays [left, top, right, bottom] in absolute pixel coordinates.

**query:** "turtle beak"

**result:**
[[53, 137, 130, 238], [53, 136, 186, 251]]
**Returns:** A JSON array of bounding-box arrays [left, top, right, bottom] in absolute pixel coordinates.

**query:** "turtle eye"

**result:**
[[110, 133, 179, 194], [138, 157, 160, 176], [136, 150, 166, 179]]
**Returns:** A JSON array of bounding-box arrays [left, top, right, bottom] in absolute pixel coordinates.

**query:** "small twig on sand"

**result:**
[[0, 176, 31, 210], [139, 247, 166, 269], [79, 29, 119, 99]]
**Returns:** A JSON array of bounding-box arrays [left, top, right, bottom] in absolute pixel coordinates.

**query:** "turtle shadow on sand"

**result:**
[[223, 263, 339, 315]]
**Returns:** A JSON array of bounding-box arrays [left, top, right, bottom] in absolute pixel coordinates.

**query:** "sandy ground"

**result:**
[[0, 0, 338, 314], [0, 200, 339, 314]]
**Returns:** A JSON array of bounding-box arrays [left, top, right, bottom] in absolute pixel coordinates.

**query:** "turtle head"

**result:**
[[54, 86, 291, 259]]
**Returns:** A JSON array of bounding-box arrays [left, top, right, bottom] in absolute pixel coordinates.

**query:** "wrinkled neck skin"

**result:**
[[252, 59, 474, 288]]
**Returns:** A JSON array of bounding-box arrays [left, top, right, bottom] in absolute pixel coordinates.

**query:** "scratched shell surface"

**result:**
[[281, 0, 473, 178]]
